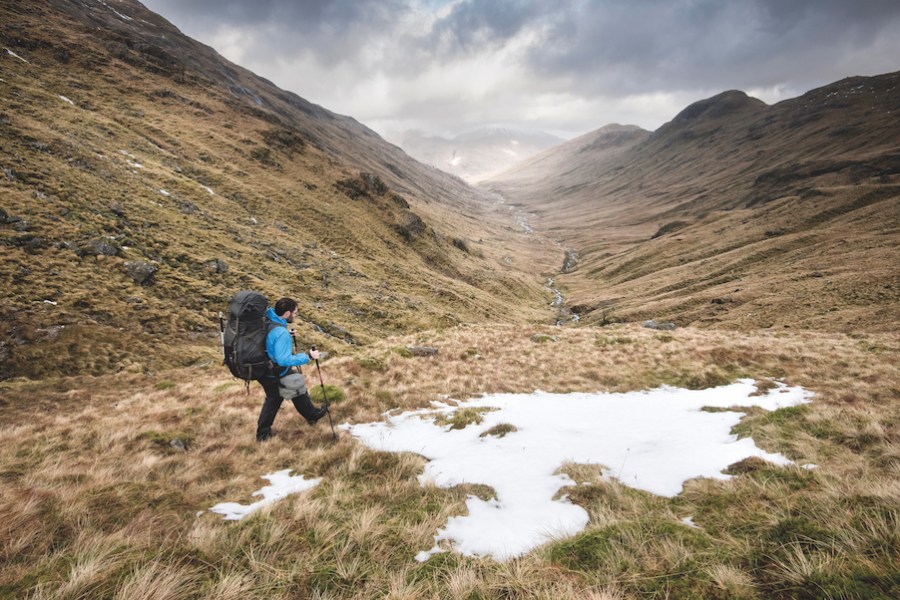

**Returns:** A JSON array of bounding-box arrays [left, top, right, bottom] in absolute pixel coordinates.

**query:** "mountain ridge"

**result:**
[[0, 0, 551, 379], [483, 72, 900, 331]]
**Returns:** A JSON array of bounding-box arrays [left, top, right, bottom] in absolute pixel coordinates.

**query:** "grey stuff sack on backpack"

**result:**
[[278, 373, 307, 399]]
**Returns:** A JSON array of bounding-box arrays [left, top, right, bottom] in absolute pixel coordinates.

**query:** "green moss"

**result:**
[[435, 407, 493, 430], [214, 381, 238, 393], [357, 355, 388, 372], [309, 383, 344, 405], [154, 380, 176, 390], [392, 346, 413, 358]]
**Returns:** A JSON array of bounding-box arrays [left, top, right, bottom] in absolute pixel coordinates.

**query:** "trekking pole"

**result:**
[[217, 312, 226, 364], [311, 345, 338, 441]]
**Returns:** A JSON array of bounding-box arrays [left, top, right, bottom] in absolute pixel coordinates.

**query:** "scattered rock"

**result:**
[[108, 202, 125, 217], [643, 320, 676, 331], [710, 298, 726, 305], [406, 346, 439, 357], [177, 200, 198, 214], [531, 334, 558, 343], [169, 438, 187, 452], [124, 261, 158, 286], [81, 238, 121, 257], [0, 208, 9, 224], [13, 219, 31, 232], [205, 258, 228, 274]]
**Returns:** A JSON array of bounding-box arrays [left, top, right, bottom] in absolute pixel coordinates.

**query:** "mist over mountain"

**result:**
[[396, 128, 565, 183]]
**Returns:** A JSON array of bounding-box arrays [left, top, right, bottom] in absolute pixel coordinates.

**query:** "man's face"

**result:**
[[285, 309, 295, 323]]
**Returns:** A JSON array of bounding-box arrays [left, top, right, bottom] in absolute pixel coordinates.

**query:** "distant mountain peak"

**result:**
[[672, 90, 767, 124], [398, 127, 565, 183]]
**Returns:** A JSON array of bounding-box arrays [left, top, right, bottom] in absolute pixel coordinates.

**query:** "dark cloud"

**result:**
[[144, 0, 409, 65], [525, 0, 900, 93], [139, 0, 900, 137]]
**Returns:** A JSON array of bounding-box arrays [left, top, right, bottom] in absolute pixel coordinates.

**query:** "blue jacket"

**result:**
[[265, 307, 311, 376]]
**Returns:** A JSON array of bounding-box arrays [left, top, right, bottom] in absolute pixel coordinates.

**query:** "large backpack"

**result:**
[[223, 290, 272, 383]]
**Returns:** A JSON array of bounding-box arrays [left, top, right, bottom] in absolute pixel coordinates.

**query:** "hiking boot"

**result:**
[[305, 405, 328, 426], [256, 428, 276, 442]]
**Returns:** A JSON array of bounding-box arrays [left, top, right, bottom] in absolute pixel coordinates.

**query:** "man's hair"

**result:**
[[274, 297, 298, 317]]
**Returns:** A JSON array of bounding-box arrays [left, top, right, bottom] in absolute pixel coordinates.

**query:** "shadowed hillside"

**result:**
[[484, 76, 900, 331], [0, 0, 552, 379]]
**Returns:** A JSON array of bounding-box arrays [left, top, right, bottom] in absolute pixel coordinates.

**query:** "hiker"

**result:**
[[256, 297, 328, 441]]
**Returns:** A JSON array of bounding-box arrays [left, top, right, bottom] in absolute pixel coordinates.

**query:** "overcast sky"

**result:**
[[140, 0, 900, 141]]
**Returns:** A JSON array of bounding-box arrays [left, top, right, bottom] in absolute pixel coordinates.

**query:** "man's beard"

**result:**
[[286, 315, 294, 323]]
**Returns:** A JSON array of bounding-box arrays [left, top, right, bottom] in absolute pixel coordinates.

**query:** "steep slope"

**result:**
[[0, 0, 550, 379], [484, 76, 900, 331]]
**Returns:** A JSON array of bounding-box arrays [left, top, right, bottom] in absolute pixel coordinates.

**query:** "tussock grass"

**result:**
[[1, 324, 898, 598]]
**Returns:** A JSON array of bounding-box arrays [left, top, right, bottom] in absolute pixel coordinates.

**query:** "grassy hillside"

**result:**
[[484, 77, 900, 331], [1, 325, 897, 598], [0, 0, 552, 380]]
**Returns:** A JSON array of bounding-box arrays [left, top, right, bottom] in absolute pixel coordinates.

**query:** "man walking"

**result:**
[[256, 297, 328, 441]]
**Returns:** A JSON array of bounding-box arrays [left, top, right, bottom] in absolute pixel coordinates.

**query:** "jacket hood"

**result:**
[[266, 307, 287, 326]]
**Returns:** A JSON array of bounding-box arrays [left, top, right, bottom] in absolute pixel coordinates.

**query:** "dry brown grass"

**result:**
[[1, 324, 897, 598]]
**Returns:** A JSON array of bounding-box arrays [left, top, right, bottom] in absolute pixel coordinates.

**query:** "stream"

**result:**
[[486, 191, 579, 325]]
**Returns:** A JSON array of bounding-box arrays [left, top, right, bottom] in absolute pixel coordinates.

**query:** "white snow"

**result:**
[[201, 185, 214, 195], [5, 49, 29, 64], [58, 95, 75, 105], [208, 469, 321, 521], [346, 379, 813, 561], [158, 189, 170, 196], [97, 0, 134, 21]]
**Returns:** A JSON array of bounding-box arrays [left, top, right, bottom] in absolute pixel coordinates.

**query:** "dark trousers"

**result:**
[[256, 374, 319, 440]]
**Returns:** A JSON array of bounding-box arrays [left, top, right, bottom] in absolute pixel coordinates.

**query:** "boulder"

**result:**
[[205, 258, 229, 274], [124, 261, 158, 286], [642, 320, 676, 331], [406, 346, 439, 357], [81, 238, 121, 257]]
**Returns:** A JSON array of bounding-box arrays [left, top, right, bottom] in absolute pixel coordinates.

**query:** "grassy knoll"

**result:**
[[1, 324, 897, 599]]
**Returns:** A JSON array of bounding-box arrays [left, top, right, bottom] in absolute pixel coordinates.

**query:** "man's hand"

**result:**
[[309, 349, 320, 361]]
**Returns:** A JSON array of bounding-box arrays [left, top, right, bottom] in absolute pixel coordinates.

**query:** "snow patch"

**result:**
[[201, 185, 214, 195], [5, 49, 29, 64], [208, 469, 321, 521], [347, 380, 813, 561], [58, 95, 75, 105], [97, 0, 134, 21], [158, 189, 171, 196]]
